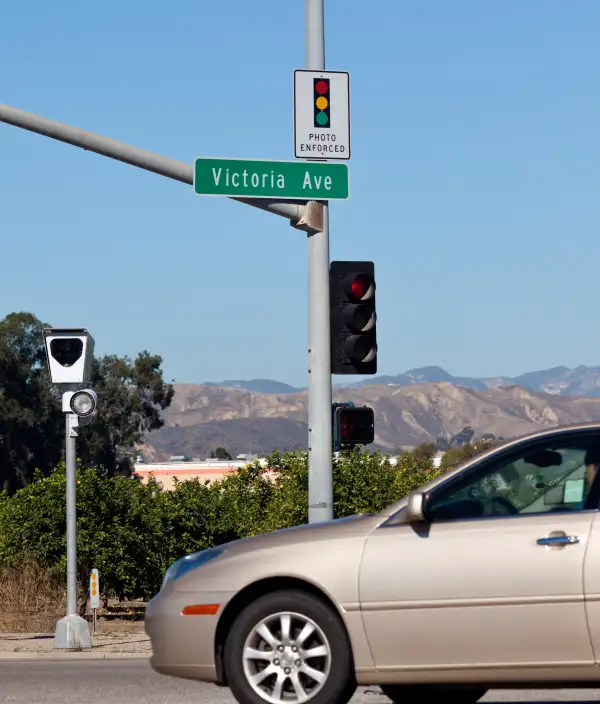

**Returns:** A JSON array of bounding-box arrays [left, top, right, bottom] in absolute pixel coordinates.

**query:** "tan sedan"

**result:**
[[145, 422, 600, 704]]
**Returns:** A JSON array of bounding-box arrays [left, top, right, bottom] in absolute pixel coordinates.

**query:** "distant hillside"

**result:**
[[202, 379, 302, 394], [142, 381, 600, 461], [202, 365, 600, 398]]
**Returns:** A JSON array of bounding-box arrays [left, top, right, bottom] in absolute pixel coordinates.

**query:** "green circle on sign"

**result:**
[[316, 111, 329, 126]]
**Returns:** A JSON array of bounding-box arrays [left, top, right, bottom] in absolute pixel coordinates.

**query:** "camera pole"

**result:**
[[53, 402, 92, 650], [65, 413, 80, 620], [40, 329, 97, 649]]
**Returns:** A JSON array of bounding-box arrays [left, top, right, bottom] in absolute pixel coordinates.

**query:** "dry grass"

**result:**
[[91, 600, 146, 635], [95, 618, 146, 635], [0, 560, 148, 635], [0, 560, 66, 633]]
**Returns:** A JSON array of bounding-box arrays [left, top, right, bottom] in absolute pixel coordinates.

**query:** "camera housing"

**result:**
[[43, 328, 95, 386]]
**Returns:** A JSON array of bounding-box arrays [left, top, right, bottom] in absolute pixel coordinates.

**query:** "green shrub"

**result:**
[[334, 448, 434, 516], [0, 464, 168, 600], [0, 444, 478, 600]]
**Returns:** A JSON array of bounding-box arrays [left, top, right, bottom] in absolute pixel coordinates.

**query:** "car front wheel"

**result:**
[[225, 589, 356, 704], [380, 684, 488, 703]]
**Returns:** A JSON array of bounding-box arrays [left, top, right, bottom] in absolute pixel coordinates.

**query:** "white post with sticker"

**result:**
[[90, 569, 100, 633]]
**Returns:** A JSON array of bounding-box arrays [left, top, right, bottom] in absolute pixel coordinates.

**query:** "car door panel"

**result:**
[[582, 512, 600, 662], [359, 511, 595, 671]]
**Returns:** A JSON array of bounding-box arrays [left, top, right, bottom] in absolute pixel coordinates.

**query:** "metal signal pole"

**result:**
[[306, 0, 334, 524]]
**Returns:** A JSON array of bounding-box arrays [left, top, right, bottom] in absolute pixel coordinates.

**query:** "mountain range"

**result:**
[[202, 365, 600, 398], [142, 375, 600, 462]]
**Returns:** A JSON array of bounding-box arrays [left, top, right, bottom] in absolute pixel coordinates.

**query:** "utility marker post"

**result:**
[[90, 569, 100, 633], [306, 0, 333, 524]]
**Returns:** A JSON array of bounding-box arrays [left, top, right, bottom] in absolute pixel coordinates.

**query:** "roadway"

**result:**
[[1, 660, 599, 703]]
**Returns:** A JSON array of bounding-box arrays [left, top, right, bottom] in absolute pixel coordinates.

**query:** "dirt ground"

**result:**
[[0, 599, 149, 653]]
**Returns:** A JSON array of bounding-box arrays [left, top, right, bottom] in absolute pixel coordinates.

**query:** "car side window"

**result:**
[[425, 435, 600, 522]]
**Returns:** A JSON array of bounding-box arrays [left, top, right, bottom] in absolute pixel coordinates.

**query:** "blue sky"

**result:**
[[2, 1, 600, 387]]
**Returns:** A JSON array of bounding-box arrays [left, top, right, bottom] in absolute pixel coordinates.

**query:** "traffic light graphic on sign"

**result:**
[[330, 261, 377, 374], [314, 78, 331, 128]]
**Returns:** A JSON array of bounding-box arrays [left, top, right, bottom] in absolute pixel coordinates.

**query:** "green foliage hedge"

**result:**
[[0, 445, 482, 601]]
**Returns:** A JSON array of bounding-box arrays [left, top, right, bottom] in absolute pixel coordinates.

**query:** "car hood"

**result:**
[[220, 512, 384, 556]]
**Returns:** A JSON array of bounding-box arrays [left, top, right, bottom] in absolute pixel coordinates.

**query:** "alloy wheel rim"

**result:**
[[242, 610, 332, 703]]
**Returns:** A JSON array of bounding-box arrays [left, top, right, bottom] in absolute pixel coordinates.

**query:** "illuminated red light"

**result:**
[[315, 80, 329, 95], [351, 276, 369, 299], [341, 419, 356, 438]]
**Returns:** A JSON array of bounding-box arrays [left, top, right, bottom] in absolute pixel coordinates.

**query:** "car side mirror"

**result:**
[[406, 491, 427, 522]]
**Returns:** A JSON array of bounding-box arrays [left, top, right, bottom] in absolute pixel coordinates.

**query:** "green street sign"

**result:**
[[194, 157, 349, 200]]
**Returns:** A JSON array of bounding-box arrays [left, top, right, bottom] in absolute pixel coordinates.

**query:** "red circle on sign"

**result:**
[[315, 80, 328, 95]]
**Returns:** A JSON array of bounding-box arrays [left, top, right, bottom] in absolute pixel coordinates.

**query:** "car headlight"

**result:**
[[161, 546, 226, 590]]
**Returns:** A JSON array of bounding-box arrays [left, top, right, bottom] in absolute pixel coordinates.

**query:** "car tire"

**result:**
[[225, 589, 356, 704], [379, 684, 488, 703]]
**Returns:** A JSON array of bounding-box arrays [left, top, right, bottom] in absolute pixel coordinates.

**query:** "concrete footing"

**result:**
[[53, 615, 92, 650]]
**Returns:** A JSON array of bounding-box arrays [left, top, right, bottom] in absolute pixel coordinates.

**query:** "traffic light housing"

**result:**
[[330, 261, 377, 375], [314, 78, 331, 128], [333, 403, 375, 450]]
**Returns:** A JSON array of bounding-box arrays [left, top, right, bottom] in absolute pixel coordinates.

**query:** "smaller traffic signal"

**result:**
[[330, 261, 377, 374], [333, 403, 375, 450], [314, 78, 331, 128]]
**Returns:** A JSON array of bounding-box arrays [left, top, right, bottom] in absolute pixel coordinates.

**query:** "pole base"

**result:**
[[53, 614, 93, 650]]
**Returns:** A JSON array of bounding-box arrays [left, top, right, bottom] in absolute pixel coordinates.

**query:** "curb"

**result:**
[[0, 651, 150, 661]]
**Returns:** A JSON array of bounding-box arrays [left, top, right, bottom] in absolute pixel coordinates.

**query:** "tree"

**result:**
[[411, 442, 438, 462], [439, 440, 494, 472], [451, 426, 475, 447], [78, 352, 175, 476], [0, 312, 174, 491], [210, 446, 232, 460], [0, 313, 62, 492]]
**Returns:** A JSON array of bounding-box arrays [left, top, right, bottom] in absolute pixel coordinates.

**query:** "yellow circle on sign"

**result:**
[[92, 589, 97, 596], [316, 96, 329, 110]]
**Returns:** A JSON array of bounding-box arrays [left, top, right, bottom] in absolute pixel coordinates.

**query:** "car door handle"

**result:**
[[537, 535, 580, 546]]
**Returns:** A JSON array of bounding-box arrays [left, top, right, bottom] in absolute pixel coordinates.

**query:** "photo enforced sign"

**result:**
[[294, 69, 351, 161]]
